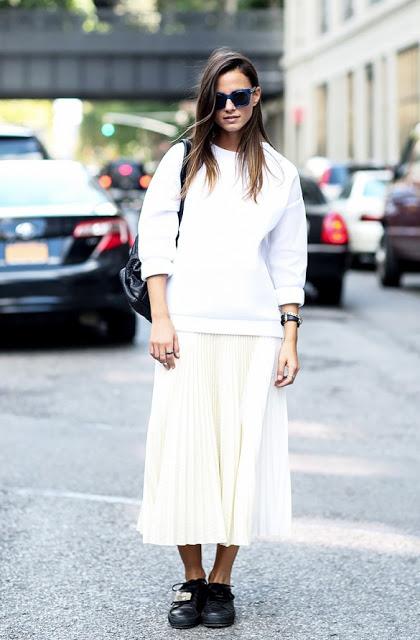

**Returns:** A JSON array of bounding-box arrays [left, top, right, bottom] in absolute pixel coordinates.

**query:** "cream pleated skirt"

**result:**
[[136, 331, 292, 547]]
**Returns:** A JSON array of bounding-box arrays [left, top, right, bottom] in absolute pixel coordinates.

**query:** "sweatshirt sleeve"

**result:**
[[137, 142, 184, 280], [266, 171, 308, 307]]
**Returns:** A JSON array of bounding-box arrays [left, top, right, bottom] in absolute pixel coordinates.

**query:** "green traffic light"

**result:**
[[101, 123, 115, 137]]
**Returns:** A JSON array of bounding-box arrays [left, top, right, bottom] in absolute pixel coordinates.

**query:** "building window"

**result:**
[[398, 44, 420, 152], [343, 0, 353, 20], [347, 71, 354, 159], [320, 0, 329, 33], [366, 63, 374, 159], [315, 83, 328, 155]]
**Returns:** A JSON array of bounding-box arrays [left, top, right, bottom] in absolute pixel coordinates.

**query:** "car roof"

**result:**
[[0, 159, 88, 176], [351, 169, 393, 185], [0, 124, 39, 138], [352, 169, 393, 180], [105, 158, 144, 168]]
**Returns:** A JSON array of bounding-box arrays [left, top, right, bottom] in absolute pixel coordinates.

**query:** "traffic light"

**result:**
[[101, 123, 116, 137]]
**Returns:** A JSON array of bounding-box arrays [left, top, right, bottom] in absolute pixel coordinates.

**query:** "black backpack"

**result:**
[[119, 138, 191, 322]]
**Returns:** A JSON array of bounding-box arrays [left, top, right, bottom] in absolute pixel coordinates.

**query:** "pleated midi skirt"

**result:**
[[136, 331, 292, 547]]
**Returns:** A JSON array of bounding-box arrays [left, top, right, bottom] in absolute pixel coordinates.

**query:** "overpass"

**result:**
[[0, 9, 283, 100]]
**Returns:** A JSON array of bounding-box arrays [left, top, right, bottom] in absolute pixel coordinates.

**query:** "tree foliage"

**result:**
[[0, 0, 282, 9], [0, 0, 82, 8], [78, 100, 189, 165]]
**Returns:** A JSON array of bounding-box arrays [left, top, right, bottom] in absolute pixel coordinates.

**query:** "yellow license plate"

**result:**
[[5, 241, 49, 264]]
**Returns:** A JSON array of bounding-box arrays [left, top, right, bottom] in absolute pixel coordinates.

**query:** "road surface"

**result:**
[[1, 269, 419, 639]]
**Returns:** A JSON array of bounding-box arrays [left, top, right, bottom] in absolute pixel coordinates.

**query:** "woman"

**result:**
[[136, 47, 307, 629]]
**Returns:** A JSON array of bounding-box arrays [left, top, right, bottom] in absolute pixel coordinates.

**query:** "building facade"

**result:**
[[283, 0, 420, 166]]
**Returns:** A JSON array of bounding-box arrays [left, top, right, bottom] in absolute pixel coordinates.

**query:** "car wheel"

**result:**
[[316, 278, 344, 306], [106, 311, 137, 344], [376, 234, 401, 287]]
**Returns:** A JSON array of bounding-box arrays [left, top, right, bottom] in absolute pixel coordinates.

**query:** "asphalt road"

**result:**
[[1, 268, 419, 640]]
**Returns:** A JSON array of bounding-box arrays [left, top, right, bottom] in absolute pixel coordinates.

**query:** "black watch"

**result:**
[[280, 312, 302, 327]]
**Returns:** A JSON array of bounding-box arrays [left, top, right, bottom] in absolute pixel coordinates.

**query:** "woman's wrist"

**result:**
[[151, 310, 171, 321], [279, 304, 301, 341], [282, 331, 298, 345]]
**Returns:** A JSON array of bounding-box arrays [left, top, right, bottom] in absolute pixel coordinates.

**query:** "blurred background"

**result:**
[[0, 0, 419, 331], [1, 2, 419, 639]]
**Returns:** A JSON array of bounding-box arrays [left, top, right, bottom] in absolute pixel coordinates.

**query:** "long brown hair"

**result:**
[[177, 47, 277, 203]]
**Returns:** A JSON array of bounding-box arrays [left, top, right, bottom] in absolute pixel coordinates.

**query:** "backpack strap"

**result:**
[[176, 137, 192, 244]]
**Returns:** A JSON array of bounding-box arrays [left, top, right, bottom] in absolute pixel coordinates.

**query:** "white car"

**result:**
[[330, 169, 393, 265]]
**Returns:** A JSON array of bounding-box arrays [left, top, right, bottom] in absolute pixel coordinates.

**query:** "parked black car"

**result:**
[[0, 160, 136, 342], [0, 124, 49, 159], [300, 172, 350, 305]]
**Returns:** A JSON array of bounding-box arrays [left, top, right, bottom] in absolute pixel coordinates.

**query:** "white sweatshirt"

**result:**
[[138, 140, 308, 338]]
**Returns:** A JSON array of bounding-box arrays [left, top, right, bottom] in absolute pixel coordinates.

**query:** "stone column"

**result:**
[[353, 65, 367, 162]]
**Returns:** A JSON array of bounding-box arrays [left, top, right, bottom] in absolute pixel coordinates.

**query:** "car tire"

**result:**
[[316, 278, 344, 306], [106, 311, 137, 344], [376, 234, 401, 287]]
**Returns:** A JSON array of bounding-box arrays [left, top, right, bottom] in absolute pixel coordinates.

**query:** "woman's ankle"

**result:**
[[185, 569, 206, 581], [208, 571, 231, 585]]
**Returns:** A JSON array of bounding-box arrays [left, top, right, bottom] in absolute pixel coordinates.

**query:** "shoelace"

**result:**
[[170, 579, 207, 608], [204, 583, 235, 610], [171, 578, 207, 592]]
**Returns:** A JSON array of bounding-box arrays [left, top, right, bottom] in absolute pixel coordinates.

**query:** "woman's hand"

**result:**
[[146, 274, 179, 370], [149, 314, 180, 370], [275, 339, 300, 387]]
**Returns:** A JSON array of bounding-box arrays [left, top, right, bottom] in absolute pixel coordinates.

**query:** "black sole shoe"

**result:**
[[168, 578, 208, 629], [202, 618, 235, 629], [201, 582, 235, 628]]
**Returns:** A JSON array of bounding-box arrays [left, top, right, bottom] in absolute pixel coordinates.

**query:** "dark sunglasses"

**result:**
[[214, 87, 257, 110]]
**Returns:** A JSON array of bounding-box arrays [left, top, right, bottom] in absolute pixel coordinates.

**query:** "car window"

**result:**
[[0, 167, 109, 207], [300, 178, 326, 205], [339, 179, 353, 199], [0, 137, 44, 159], [362, 179, 388, 198], [328, 165, 349, 185]]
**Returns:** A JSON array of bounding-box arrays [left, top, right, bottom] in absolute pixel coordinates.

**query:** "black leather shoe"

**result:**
[[168, 578, 208, 629], [201, 582, 235, 628]]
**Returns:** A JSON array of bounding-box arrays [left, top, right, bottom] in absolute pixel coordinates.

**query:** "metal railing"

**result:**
[[0, 8, 282, 34]]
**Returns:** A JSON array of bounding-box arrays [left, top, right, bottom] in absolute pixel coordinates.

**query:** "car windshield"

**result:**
[[0, 165, 109, 207], [301, 178, 326, 205], [362, 179, 388, 198], [0, 137, 43, 159]]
